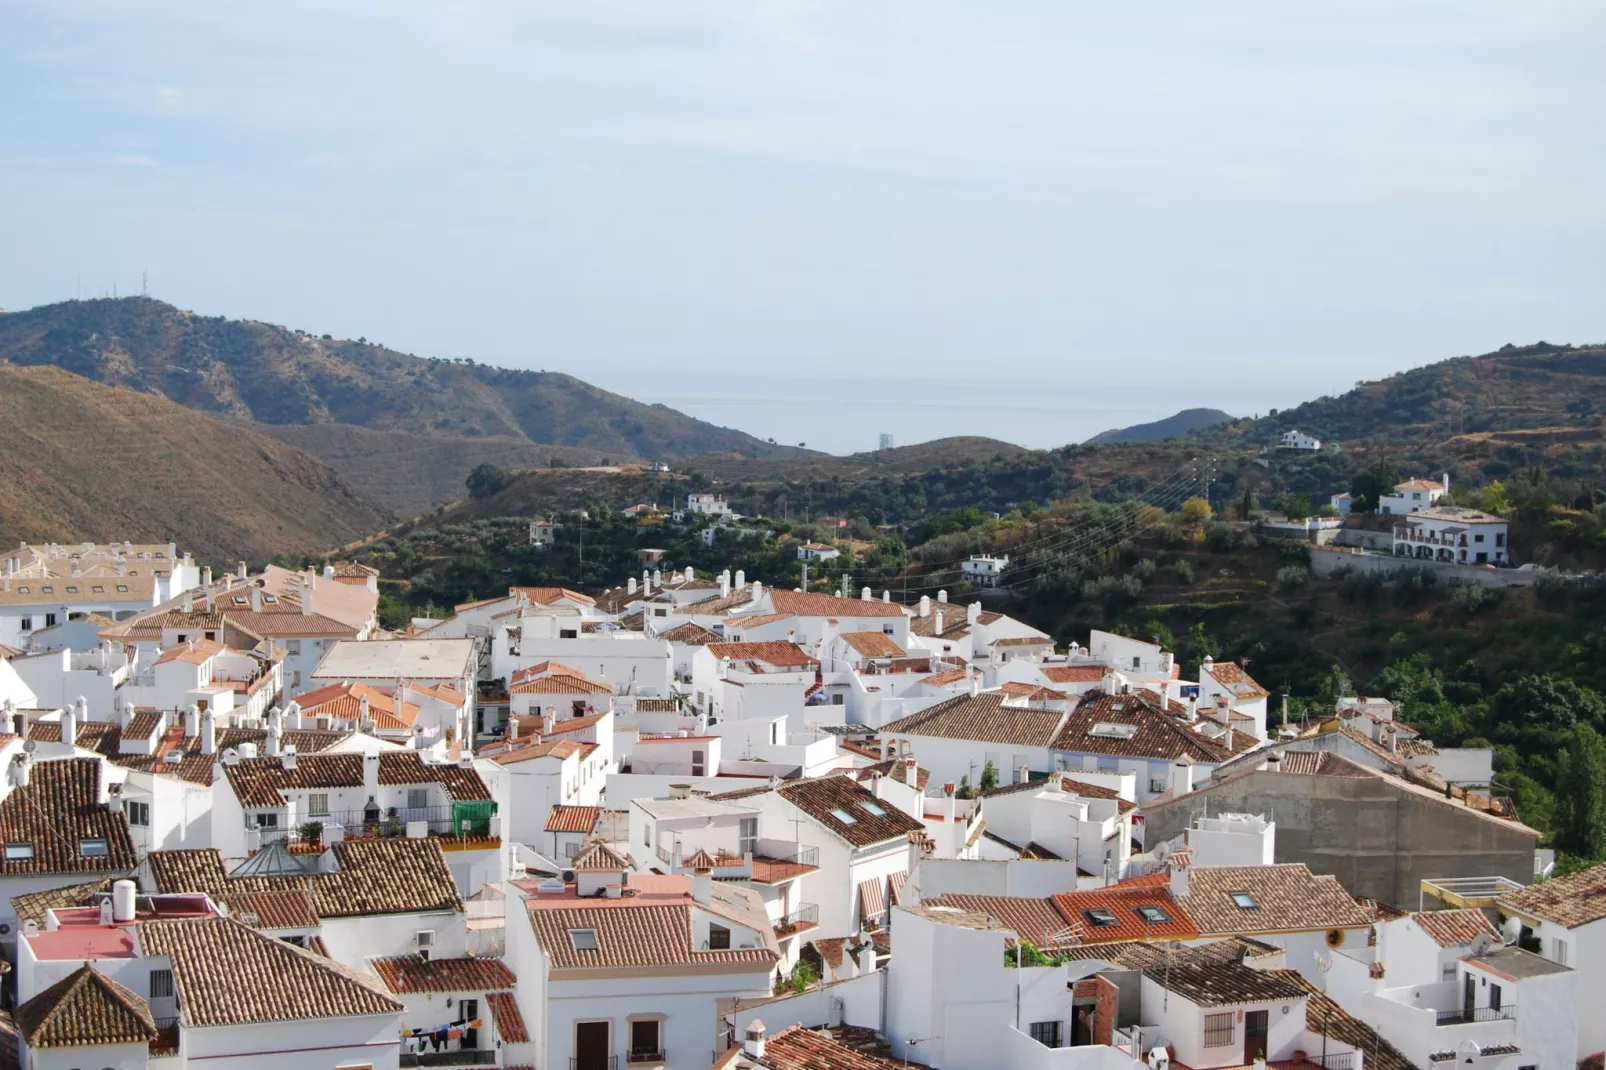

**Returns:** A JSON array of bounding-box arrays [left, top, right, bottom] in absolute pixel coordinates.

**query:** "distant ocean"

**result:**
[[622, 374, 1290, 457]]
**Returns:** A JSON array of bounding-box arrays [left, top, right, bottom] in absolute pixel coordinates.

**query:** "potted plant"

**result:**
[[298, 820, 324, 848]]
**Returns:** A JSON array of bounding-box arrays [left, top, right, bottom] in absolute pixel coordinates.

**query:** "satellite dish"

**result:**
[[21, 740, 36, 754], [1314, 951, 1333, 973]]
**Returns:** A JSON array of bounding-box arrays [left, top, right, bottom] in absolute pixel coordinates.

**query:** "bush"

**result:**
[[1131, 558, 1158, 580], [1275, 565, 1310, 592], [1173, 559, 1195, 585]]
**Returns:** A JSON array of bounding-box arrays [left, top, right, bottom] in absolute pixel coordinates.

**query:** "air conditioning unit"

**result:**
[[561, 869, 577, 884]]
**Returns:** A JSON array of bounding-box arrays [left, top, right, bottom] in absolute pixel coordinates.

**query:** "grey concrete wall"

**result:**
[[1334, 528, 1394, 551], [1310, 547, 1539, 588], [1143, 769, 1535, 909]]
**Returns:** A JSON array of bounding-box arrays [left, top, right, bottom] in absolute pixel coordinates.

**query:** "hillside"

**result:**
[[0, 366, 391, 563], [0, 297, 811, 513], [1242, 341, 1606, 446], [1085, 408, 1235, 445]]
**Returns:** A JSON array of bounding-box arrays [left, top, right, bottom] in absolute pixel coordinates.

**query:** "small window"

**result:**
[[127, 801, 150, 828], [1204, 1012, 1235, 1047], [44, 613, 57, 628], [285, 640, 301, 655], [308, 793, 330, 817], [92, 585, 104, 593], [18, 618, 30, 632], [80, 838, 109, 857], [559, 629, 578, 639], [1230, 891, 1258, 910], [407, 788, 428, 810], [3, 843, 34, 861], [65, 586, 78, 593], [1029, 1021, 1062, 1048], [569, 928, 599, 951], [15, 586, 27, 594], [1135, 905, 1172, 924], [150, 968, 175, 998], [860, 801, 887, 817], [41, 586, 53, 594], [1083, 908, 1120, 928], [828, 808, 858, 825], [117, 584, 129, 593], [262, 593, 277, 604], [708, 924, 731, 950]]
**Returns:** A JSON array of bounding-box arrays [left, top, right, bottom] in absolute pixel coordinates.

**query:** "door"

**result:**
[[575, 1021, 610, 1070], [460, 998, 478, 1049], [1243, 1010, 1269, 1064], [1463, 973, 1476, 1020]]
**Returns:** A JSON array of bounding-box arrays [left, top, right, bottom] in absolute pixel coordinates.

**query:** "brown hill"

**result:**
[[0, 297, 811, 514], [0, 366, 392, 563]]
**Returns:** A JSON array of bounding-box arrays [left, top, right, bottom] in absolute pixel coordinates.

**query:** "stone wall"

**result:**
[[1310, 546, 1540, 588]]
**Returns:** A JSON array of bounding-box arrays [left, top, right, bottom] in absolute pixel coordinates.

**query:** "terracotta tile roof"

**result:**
[[1144, 959, 1307, 1006], [510, 675, 613, 695], [882, 692, 1065, 747], [1498, 861, 1606, 928], [918, 667, 970, 686], [683, 849, 719, 869], [839, 632, 906, 658], [528, 902, 777, 971], [486, 990, 528, 1043], [1271, 969, 1415, 1070], [906, 605, 1001, 639], [542, 711, 610, 736], [15, 964, 156, 1049], [1042, 665, 1109, 684], [633, 698, 681, 713], [1413, 908, 1501, 947], [1394, 479, 1445, 491], [482, 738, 583, 765], [925, 893, 1082, 951], [147, 838, 463, 919], [0, 758, 137, 874], [1051, 884, 1199, 944], [777, 776, 924, 848], [139, 917, 401, 1025], [544, 804, 602, 834], [1174, 864, 1372, 935], [10, 878, 115, 926], [572, 843, 631, 871], [371, 954, 516, 994], [155, 638, 229, 665], [723, 612, 795, 631], [888, 870, 908, 906], [1051, 691, 1235, 762], [706, 642, 819, 669], [223, 752, 489, 808], [851, 759, 931, 793], [1202, 660, 1270, 700], [768, 590, 905, 619], [750, 1023, 906, 1070], [657, 622, 720, 644], [509, 661, 586, 683], [294, 682, 419, 730], [220, 890, 320, 929], [509, 586, 596, 607]]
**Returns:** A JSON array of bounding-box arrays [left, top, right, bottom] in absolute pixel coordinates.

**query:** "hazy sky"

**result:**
[[3, 2, 1603, 453]]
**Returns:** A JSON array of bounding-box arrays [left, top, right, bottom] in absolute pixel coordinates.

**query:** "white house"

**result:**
[[1278, 430, 1322, 451], [961, 554, 1010, 588], [1393, 506, 1510, 565], [1379, 475, 1449, 515], [686, 492, 734, 516], [0, 541, 200, 648], [1496, 861, 1606, 1061], [795, 542, 840, 562]]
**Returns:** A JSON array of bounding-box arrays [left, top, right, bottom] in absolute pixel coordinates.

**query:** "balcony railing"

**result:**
[[149, 1016, 180, 1057], [401, 1051, 497, 1068], [250, 804, 496, 843], [627, 1050, 667, 1065], [570, 1058, 619, 1070], [1310, 1053, 1356, 1070], [774, 903, 819, 937], [1436, 1005, 1516, 1025]]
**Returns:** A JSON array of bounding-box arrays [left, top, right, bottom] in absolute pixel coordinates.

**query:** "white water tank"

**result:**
[[112, 879, 137, 923]]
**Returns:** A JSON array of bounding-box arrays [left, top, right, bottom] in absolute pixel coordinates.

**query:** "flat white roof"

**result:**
[[631, 796, 758, 820], [310, 638, 477, 680]]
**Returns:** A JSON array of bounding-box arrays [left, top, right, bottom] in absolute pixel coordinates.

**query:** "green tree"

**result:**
[[1349, 458, 1401, 513], [1241, 488, 1257, 519], [979, 760, 1000, 793], [465, 463, 511, 499], [1280, 493, 1311, 520], [1554, 723, 1606, 859], [1178, 497, 1213, 528], [1489, 675, 1606, 740]]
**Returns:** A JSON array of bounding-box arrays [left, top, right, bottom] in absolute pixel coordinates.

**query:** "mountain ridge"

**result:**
[[1085, 408, 1236, 446]]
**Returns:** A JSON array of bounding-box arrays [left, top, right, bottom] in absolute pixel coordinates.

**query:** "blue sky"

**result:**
[[2, 2, 1603, 453]]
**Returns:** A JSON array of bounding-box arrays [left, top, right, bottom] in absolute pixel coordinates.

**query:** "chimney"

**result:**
[[861, 586, 871, 601], [743, 1020, 767, 1061], [751, 580, 762, 600], [1172, 757, 1195, 797], [201, 565, 213, 589], [719, 572, 730, 598], [653, 569, 662, 588], [265, 721, 283, 758], [937, 589, 948, 604], [628, 577, 637, 595], [1267, 751, 1283, 773], [1442, 471, 1450, 494], [107, 782, 123, 815], [62, 700, 78, 748], [969, 668, 980, 696], [903, 757, 918, 786], [968, 601, 981, 625], [735, 570, 745, 589], [1018, 763, 1031, 786], [283, 744, 297, 770], [250, 586, 262, 613], [882, 590, 890, 603], [507, 718, 519, 741], [10, 753, 29, 788], [362, 751, 381, 799], [934, 610, 944, 636], [237, 561, 248, 581], [185, 704, 199, 739], [112, 879, 137, 923], [324, 564, 335, 580], [919, 595, 931, 618], [691, 864, 713, 905], [200, 709, 217, 754], [1169, 853, 1190, 898], [359, 694, 370, 726], [301, 572, 313, 615], [182, 591, 194, 614], [541, 709, 555, 737], [684, 565, 694, 582], [669, 783, 691, 800]]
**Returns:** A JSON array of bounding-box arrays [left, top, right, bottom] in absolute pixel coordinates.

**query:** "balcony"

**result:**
[[149, 1016, 180, 1058], [249, 803, 498, 852], [401, 1051, 497, 1067], [627, 1050, 667, 1065], [1436, 1006, 1516, 1026], [774, 903, 819, 938], [751, 846, 819, 884]]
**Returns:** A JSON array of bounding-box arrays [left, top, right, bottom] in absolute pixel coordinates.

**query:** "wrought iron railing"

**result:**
[[401, 1051, 497, 1068], [570, 1058, 619, 1070], [1437, 1005, 1516, 1025], [627, 1050, 667, 1064], [774, 903, 819, 936]]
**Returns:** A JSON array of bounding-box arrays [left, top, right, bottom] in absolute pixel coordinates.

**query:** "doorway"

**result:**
[[1463, 974, 1476, 1020], [575, 1021, 610, 1070], [1243, 1009, 1269, 1065]]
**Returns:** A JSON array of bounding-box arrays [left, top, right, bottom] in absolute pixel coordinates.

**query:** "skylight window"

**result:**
[[1089, 722, 1139, 739], [828, 807, 858, 825], [92, 586, 104, 593], [263, 594, 278, 604], [859, 801, 887, 817], [1229, 891, 1258, 910], [1083, 908, 1120, 928], [569, 929, 599, 951], [15, 586, 27, 594], [3, 843, 34, 861], [65, 586, 78, 593], [116, 585, 129, 592], [80, 839, 109, 858], [41, 586, 53, 594], [1135, 905, 1172, 924], [233, 596, 249, 606]]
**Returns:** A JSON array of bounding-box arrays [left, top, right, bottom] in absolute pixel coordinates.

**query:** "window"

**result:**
[[3, 843, 34, 861], [254, 812, 279, 828], [1230, 891, 1258, 910], [127, 801, 150, 828], [1496, 533, 1506, 546], [92, 585, 104, 593], [1149, 778, 1167, 794], [286, 640, 301, 655], [41, 586, 52, 594], [1083, 908, 1120, 928], [1551, 938, 1568, 965], [631, 1019, 663, 1059], [691, 749, 706, 777], [565, 841, 580, 859], [1029, 1021, 1063, 1048], [570, 929, 599, 951], [860, 801, 887, 817], [18, 618, 30, 632], [1203, 1012, 1235, 1047], [1474, 534, 1485, 543], [1489, 982, 1502, 1011], [828, 808, 858, 825], [65, 586, 78, 593], [308, 793, 330, 817], [117, 584, 129, 592], [44, 613, 57, 628], [1135, 905, 1172, 924], [15, 586, 27, 594], [832, 693, 844, 706], [407, 788, 428, 810], [559, 628, 578, 639], [883, 625, 895, 636], [1132, 656, 1141, 669], [80, 838, 109, 857], [1442, 962, 1457, 981], [150, 968, 175, 998], [708, 924, 731, 950]]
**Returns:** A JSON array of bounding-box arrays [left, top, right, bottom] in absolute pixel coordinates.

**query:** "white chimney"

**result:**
[[934, 610, 943, 635], [861, 586, 872, 601], [669, 783, 691, 800], [653, 569, 662, 587], [250, 587, 262, 613], [627, 577, 637, 595], [301, 571, 313, 616], [107, 783, 123, 815], [684, 565, 694, 582], [1172, 757, 1195, 797], [359, 694, 370, 725], [185, 704, 199, 739], [283, 745, 297, 770], [919, 595, 931, 618], [362, 751, 381, 799], [182, 591, 194, 614], [743, 1020, 767, 1060], [62, 700, 78, 748], [751, 580, 762, 600], [201, 565, 213, 588], [324, 565, 335, 580], [968, 601, 981, 625], [265, 721, 283, 758], [1169, 853, 1190, 898], [237, 561, 248, 580], [735, 570, 746, 589], [199, 709, 217, 754], [11, 753, 29, 788], [882, 590, 890, 603], [691, 865, 713, 905], [937, 589, 948, 603]]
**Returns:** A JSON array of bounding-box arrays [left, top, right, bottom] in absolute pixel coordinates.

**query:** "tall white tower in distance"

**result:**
[[878, 433, 894, 451]]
